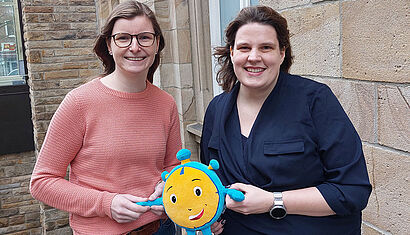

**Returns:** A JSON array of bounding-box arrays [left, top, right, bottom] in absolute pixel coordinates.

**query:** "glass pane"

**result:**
[[219, 0, 240, 43], [0, 0, 26, 86], [251, 0, 259, 6]]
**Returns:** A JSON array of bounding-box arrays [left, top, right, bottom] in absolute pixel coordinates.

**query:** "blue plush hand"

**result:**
[[226, 188, 245, 202], [136, 197, 163, 206]]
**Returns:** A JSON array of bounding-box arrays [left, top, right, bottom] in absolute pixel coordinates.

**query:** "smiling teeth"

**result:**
[[127, 57, 144, 61], [246, 68, 264, 73]]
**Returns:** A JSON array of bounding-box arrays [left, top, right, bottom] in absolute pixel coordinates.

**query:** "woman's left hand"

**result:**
[[148, 181, 165, 216], [225, 183, 273, 215]]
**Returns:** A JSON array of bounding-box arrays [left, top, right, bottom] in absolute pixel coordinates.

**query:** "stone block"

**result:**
[[176, 29, 192, 64], [312, 77, 376, 143], [23, 6, 54, 13], [362, 144, 410, 235], [161, 31, 173, 64], [24, 32, 46, 41], [175, 0, 189, 29], [27, 51, 42, 63], [259, 0, 309, 10], [155, 0, 172, 31], [0, 217, 8, 227], [25, 40, 62, 49], [378, 85, 410, 152], [282, 2, 341, 77], [9, 215, 25, 226], [342, 0, 409, 83], [44, 70, 79, 80]]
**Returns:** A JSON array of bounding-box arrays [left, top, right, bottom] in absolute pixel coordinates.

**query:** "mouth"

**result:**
[[188, 208, 204, 221], [125, 57, 145, 61], [245, 67, 265, 73]]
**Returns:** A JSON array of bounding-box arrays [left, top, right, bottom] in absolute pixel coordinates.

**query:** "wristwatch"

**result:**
[[269, 192, 287, 219]]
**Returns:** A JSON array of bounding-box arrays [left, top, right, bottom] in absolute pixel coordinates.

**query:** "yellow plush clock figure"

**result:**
[[137, 149, 245, 235]]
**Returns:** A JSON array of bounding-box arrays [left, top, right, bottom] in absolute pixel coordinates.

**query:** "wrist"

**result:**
[[269, 192, 287, 219]]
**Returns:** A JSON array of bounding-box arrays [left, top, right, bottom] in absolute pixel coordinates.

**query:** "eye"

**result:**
[[115, 34, 131, 41], [138, 33, 154, 42], [238, 46, 250, 52], [193, 186, 202, 196], [170, 194, 177, 204]]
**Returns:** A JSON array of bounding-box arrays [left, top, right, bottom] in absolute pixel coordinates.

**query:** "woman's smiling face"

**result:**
[[107, 15, 159, 79], [231, 22, 285, 92]]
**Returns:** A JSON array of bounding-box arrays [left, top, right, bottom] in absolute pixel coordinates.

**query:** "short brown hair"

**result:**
[[214, 6, 293, 92], [93, 0, 165, 83]]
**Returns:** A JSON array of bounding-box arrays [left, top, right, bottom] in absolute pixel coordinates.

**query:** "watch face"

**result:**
[[270, 207, 286, 219]]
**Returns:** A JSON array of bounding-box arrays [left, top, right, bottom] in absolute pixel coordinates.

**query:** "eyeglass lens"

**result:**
[[113, 32, 155, 48]]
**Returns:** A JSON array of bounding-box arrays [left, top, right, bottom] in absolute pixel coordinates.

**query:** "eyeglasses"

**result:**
[[110, 32, 156, 48]]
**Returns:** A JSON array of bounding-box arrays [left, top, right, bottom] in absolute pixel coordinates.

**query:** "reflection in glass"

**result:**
[[0, 0, 25, 86]]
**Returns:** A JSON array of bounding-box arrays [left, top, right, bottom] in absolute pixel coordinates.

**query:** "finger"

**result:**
[[229, 183, 247, 191], [150, 205, 164, 212], [123, 194, 147, 203]]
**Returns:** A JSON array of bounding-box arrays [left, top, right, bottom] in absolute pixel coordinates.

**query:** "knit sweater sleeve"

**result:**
[[163, 100, 181, 172], [30, 92, 116, 218]]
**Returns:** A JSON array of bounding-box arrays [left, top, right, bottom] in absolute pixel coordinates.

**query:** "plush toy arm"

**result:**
[[136, 197, 163, 206], [226, 188, 245, 202]]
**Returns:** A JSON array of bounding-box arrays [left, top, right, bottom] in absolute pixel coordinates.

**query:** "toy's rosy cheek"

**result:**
[[193, 186, 202, 196], [170, 194, 177, 204]]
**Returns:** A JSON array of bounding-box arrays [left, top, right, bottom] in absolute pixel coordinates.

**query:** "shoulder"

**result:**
[[149, 83, 177, 104], [282, 73, 326, 91]]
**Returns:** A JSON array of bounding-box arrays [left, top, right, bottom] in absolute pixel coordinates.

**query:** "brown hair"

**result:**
[[214, 5, 293, 92], [93, 0, 165, 83]]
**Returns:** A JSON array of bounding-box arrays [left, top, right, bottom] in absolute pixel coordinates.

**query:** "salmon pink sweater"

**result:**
[[30, 78, 181, 234]]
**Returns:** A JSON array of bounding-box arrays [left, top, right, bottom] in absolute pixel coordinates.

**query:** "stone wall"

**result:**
[[17, 0, 102, 233], [1, 0, 407, 234], [262, 0, 409, 234]]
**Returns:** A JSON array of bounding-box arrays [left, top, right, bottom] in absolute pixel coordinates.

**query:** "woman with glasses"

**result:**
[[30, 1, 180, 234]]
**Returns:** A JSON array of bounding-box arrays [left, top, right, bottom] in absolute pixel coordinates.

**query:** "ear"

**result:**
[[155, 36, 160, 54], [106, 37, 112, 54], [279, 47, 286, 64], [230, 46, 234, 62]]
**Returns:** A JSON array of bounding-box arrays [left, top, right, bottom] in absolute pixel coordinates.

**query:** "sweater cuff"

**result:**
[[102, 192, 117, 219]]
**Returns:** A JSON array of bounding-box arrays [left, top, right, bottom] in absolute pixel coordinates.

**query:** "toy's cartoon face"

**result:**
[[163, 166, 220, 229]]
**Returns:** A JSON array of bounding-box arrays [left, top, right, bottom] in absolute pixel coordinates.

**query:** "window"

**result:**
[[0, 0, 25, 86], [209, 0, 259, 95], [0, 0, 34, 155]]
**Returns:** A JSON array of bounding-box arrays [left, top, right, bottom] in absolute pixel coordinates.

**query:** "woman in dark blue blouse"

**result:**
[[200, 5, 371, 235]]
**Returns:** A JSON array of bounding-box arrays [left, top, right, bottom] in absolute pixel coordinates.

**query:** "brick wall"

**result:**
[[17, 0, 101, 233]]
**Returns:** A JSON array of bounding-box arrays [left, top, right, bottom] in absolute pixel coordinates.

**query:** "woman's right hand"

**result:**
[[110, 194, 150, 223]]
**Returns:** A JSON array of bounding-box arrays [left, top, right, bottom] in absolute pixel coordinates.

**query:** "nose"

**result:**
[[129, 36, 141, 51], [248, 49, 261, 61]]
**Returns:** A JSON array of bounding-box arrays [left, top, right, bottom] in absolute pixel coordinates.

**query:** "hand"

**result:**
[[225, 183, 273, 215], [210, 219, 225, 235], [148, 181, 165, 216], [111, 194, 150, 223]]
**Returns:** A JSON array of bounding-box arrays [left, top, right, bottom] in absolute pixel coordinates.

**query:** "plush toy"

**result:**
[[137, 149, 245, 235]]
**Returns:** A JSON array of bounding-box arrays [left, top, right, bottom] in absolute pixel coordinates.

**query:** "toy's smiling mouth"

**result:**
[[189, 208, 204, 220]]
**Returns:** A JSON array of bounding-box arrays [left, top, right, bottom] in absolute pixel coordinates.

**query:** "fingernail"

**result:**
[[226, 185, 231, 188], [221, 220, 226, 225]]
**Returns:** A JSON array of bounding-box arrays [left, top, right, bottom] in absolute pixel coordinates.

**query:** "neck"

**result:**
[[238, 78, 277, 105], [102, 70, 147, 93]]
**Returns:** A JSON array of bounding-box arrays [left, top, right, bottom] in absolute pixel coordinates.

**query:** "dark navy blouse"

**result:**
[[200, 72, 372, 235]]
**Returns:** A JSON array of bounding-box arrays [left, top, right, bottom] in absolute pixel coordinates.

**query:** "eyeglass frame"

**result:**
[[110, 32, 157, 48]]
